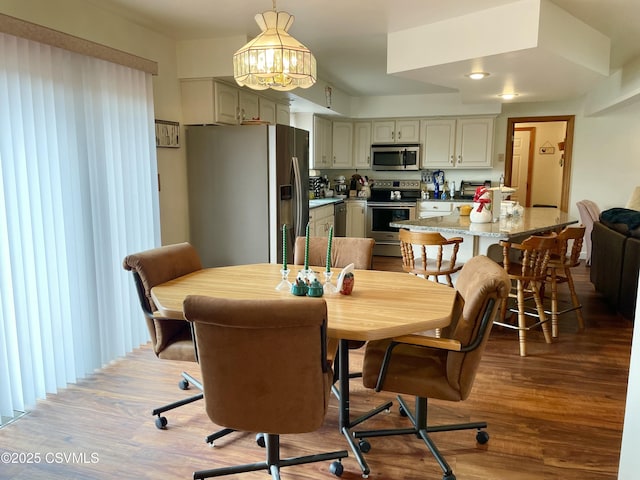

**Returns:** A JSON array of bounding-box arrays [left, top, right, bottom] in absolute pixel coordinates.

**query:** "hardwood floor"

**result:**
[[0, 257, 633, 480]]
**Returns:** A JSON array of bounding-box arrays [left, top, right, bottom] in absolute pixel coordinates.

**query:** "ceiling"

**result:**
[[94, 0, 640, 105]]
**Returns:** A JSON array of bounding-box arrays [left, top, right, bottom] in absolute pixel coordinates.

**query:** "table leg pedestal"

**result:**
[[337, 340, 392, 478]]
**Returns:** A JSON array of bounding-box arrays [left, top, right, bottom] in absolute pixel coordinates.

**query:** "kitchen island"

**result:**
[[391, 207, 578, 261]]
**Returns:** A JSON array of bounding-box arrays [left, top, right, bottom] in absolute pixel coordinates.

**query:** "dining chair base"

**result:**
[[193, 433, 348, 479], [353, 395, 488, 480]]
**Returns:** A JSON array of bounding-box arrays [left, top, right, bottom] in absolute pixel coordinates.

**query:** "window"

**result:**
[[0, 32, 159, 423]]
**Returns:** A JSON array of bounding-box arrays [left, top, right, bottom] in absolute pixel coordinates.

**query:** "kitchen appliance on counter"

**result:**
[[371, 144, 420, 171], [334, 176, 348, 197], [366, 179, 421, 256], [309, 176, 325, 199], [186, 124, 309, 267], [459, 180, 492, 200]]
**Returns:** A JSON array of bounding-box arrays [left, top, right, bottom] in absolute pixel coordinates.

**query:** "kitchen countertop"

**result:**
[[309, 198, 346, 209], [391, 208, 577, 239]]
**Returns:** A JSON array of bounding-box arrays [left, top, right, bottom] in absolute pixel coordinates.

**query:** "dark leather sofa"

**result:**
[[590, 208, 640, 320]]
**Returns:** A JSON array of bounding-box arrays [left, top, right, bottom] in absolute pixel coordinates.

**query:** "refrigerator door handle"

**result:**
[[292, 156, 304, 237]]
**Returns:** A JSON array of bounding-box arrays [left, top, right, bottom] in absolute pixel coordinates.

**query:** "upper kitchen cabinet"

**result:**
[[181, 79, 288, 126], [372, 119, 420, 144], [276, 103, 290, 126], [312, 115, 332, 169], [214, 82, 240, 125], [238, 90, 259, 124], [421, 117, 494, 169], [331, 121, 353, 168], [353, 121, 372, 168], [181, 79, 238, 125], [258, 97, 276, 124]]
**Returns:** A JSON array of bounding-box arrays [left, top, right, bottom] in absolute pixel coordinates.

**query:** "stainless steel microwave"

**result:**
[[371, 144, 420, 171]]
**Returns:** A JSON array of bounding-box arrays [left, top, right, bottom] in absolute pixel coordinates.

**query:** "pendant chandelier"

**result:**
[[233, 1, 317, 92]]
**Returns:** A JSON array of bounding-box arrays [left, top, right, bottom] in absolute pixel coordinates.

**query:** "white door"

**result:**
[[511, 129, 531, 205]]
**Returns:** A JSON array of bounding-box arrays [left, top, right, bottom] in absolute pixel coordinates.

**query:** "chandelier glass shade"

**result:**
[[233, 10, 317, 91]]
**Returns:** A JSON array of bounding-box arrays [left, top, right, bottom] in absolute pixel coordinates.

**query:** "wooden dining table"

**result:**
[[151, 262, 456, 477]]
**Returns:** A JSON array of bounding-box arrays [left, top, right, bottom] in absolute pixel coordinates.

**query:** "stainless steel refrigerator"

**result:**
[[185, 124, 309, 267]]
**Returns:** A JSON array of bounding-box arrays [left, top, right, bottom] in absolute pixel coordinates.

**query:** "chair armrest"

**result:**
[[391, 334, 462, 351], [374, 335, 461, 391]]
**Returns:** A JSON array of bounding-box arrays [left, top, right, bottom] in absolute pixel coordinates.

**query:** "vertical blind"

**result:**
[[0, 32, 160, 420]]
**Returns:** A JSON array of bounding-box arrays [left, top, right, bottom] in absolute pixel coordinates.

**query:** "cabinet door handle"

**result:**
[[458, 155, 462, 163], [398, 131, 401, 139], [450, 155, 454, 164]]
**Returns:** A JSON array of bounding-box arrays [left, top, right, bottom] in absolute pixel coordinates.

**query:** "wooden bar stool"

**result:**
[[545, 226, 586, 338], [399, 229, 464, 287], [495, 234, 557, 356]]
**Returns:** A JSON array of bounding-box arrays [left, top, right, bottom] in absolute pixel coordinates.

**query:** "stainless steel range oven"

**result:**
[[367, 180, 420, 256]]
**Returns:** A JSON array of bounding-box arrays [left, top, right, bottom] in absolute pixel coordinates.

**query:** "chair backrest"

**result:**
[[399, 229, 463, 275], [123, 242, 202, 356], [444, 255, 510, 400], [555, 226, 586, 267], [293, 236, 375, 270], [183, 296, 331, 434], [499, 234, 557, 281], [576, 200, 600, 264], [576, 199, 600, 223]]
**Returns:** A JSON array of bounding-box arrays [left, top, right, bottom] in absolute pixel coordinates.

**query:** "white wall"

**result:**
[[495, 99, 640, 221]]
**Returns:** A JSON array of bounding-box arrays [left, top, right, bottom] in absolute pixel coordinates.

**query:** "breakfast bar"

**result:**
[[391, 207, 579, 260]]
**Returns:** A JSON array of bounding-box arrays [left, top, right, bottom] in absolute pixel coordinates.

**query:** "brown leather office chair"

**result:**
[[399, 229, 464, 286], [122, 243, 233, 444], [183, 296, 348, 480], [494, 234, 557, 356], [545, 226, 586, 338], [293, 235, 375, 270], [353, 255, 510, 480]]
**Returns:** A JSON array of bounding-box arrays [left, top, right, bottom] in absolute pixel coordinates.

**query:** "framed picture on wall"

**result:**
[[155, 120, 180, 148]]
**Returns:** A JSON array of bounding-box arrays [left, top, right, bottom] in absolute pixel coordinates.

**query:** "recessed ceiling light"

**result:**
[[498, 93, 518, 100], [466, 72, 489, 80]]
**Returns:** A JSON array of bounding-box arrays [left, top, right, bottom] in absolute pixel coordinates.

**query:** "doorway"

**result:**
[[504, 115, 575, 211]]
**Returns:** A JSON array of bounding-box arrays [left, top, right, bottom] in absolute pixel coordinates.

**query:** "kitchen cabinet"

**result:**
[[372, 119, 420, 144], [312, 116, 332, 169], [180, 79, 238, 125], [276, 103, 290, 125], [346, 200, 367, 237], [331, 121, 353, 168], [238, 90, 259, 124], [353, 121, 372, 168], [421, 117, 494, 169], [214, 82, 240, 125], [309, 204, 334, 237], [181, 79, 286, 126], [258, 97, 276, 124], [417, 200, 454, 218]]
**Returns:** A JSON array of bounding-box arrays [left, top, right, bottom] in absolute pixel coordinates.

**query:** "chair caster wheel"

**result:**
[[358, 439, 371, 453], [443, 474, 456, 480], [256, 433, 266, 448], [476, 430, 489, 444], [329, 460, 344, 477], [155, 416, 168, 429], [399, 405, 408, 417], [178, 378, 190, 390]]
